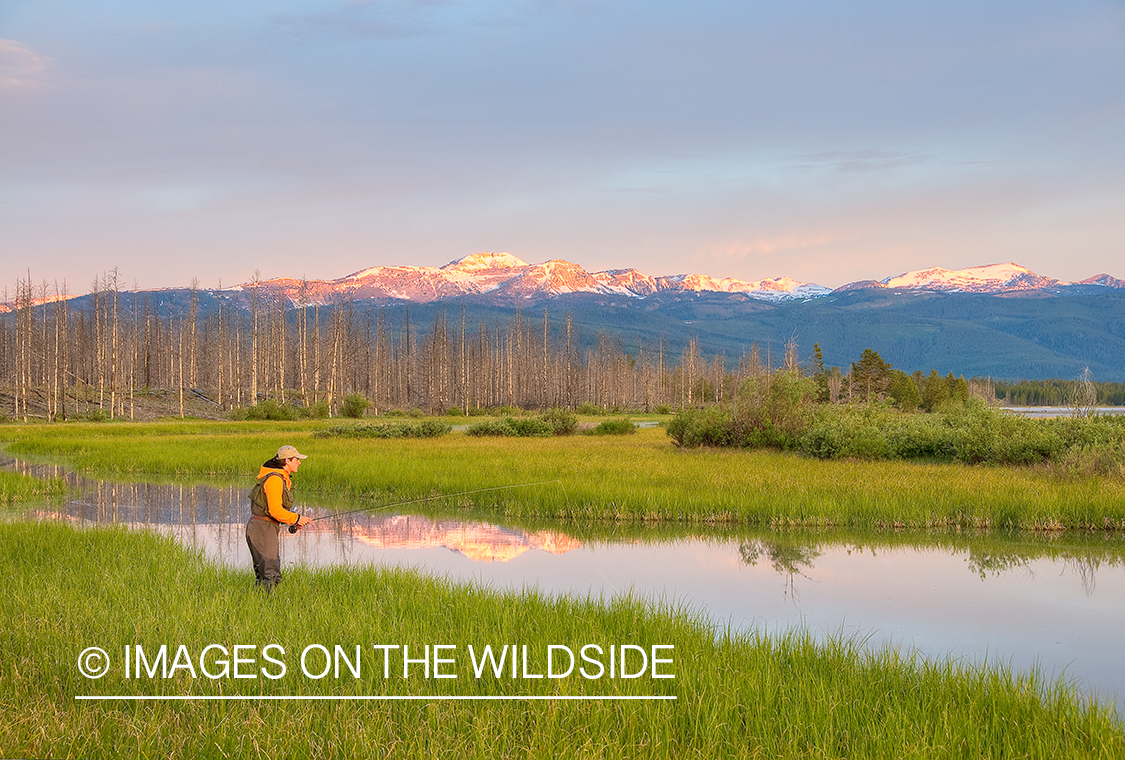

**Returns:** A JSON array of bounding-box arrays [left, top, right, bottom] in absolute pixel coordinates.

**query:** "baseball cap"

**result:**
[[277, 445, 308, 460]]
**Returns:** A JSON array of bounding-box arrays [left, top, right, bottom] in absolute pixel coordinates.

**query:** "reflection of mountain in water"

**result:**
[[343, 514, 582, 562], [0, 459, 582, 563]]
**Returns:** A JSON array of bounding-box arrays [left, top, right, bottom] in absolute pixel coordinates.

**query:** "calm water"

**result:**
[[1005, 406, 1125, 418], [8, 457, 1124, 714]]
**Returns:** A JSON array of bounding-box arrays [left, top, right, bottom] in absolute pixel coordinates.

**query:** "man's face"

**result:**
[[284, 457, 301, 474]]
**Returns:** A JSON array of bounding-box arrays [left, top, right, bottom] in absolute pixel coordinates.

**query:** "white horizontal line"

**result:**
[[77, 695, 676, 702]]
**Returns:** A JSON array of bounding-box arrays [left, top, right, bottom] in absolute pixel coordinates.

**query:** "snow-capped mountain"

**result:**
[[238, 255, 1125, 308], [655, 273, 830, 300], [838, 262, 1125, 295], [253, 252, 832, 305], [1079, 273, 1125, 289], [7, 256, 1121, 314], [880, 263, 1058, 292]]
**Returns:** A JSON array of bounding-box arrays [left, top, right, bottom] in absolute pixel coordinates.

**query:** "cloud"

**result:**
[[704, 233, 842, 262], [0, 39, 50, 91], [789, 150, 934, 174], [270, 0, 453, 40], [269, 0, 609, 44]]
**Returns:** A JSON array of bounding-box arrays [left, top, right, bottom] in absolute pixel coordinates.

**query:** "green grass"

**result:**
[[2, 522, 1121, 759], [0, 470, 66, 505], [4, 421, 1125, 530]]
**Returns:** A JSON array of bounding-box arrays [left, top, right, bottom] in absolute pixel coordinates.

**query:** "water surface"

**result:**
[[9, 457, 1124, 713]]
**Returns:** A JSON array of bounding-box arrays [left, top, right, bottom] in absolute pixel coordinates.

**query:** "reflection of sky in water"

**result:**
[[8, 458, 1124, 714], [1006, 407, 1125, 419]]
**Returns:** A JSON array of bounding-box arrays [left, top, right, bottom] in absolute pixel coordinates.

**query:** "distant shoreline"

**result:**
[[1003, 406, 1125, 417]]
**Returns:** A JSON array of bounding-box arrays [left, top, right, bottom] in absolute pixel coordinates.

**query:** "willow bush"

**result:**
[[669, 375, 1125, 473], [667, 370, 816, 450]]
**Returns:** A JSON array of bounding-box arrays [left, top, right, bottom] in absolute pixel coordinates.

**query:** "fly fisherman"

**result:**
[[246, 444, 312, 590]]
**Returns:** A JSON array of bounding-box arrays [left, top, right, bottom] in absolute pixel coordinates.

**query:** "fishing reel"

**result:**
[[288, 511, 303, 534]]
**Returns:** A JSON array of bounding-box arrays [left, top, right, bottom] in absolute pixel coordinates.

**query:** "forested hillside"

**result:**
[[2, 274, 1123, 421]]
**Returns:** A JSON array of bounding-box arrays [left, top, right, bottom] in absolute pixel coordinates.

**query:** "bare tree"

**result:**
[[827, 367, 843, 404], [298, 277, 309, 404], [109, 268, 119, 419], [249, 270, 261, 405], [783, 336, 799, 372], [216, 282, 225, 409], [189, 277, 199, 388], [683, 336, 700, 409], [1066, 367, 1098, 418]]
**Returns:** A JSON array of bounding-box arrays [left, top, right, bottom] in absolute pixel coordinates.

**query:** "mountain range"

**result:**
[[232, 256, 1125, 381], [243, 255, 1125, 381], [5, 255, 1125, 380], [246, 254, 1124, 305]]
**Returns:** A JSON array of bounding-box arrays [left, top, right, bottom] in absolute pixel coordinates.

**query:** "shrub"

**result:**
[[299, 400, 330, 419], [315, 421, 452, 439], [538, 408, 578, 436], [445, 407, 465, 417], [653, 404, 673, 415], [576, 402, 609, 416], [671, 370, 817, 449], [1047, 413, 1125, 449], [465, 419, 517, 437], [508, 418, 553, 437], [242, 400, 300, 421], [667, 406, 734, 447], [465, 417, 552, 437], [382, 409, 406, 418], [799, 405, 893, 460], [406, 407, 426, 419], [416, 420, 454, 437], [938, 402, 1062, 465], [590, 417, 637, 436], [1056, 440, 1125, 477], [732, 370, 817, 447], [666, 376, 1125, 467], [798, 401, 1074, 465], [340, 394, 370, 419]]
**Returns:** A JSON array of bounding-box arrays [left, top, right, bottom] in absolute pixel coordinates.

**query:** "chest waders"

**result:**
[[245, 471, 291, 591]]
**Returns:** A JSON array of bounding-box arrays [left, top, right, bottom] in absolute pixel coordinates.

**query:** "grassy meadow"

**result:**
[[0, 470, 66, 505], [3, 419, 1125, 757], [3, 420, 1125, 530], [2, 522, 1122, 759]]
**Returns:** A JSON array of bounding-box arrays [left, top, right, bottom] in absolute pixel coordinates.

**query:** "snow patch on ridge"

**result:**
[[881, 263, 1060, 292], [441, 252, 527, 273], [244, 256, 1122, 307], [654, 273, 830, 301]]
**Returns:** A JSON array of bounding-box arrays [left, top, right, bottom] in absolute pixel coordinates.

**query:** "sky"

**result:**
[[2, 0, 1124, 293]]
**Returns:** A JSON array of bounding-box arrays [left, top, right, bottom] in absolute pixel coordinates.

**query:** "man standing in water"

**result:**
[[246, 444, 312, 590]]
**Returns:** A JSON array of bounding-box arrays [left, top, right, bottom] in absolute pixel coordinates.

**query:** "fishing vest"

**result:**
[[248, 471, 293, 521]]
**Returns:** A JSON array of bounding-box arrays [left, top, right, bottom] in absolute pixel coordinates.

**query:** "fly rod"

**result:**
[[288, 480, 557, 533]]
